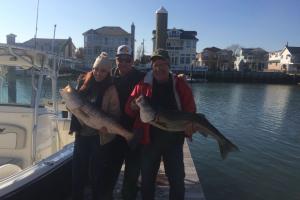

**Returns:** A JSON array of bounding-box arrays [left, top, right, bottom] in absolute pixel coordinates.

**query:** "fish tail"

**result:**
[[218, 138, 239, 159]]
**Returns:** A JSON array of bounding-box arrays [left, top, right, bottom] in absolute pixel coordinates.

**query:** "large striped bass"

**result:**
[[60, 84, 139, 147], [135, 95, 239, 159]]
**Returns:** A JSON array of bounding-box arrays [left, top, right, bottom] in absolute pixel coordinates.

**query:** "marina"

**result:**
[[0, 1, 300, 199]]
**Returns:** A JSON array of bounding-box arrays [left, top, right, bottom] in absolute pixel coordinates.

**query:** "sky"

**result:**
[[1, 0, 300, 55]]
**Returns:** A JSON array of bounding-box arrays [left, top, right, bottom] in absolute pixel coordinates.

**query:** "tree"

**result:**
[[226, 44, 243, 56], [135, 45, 143, 62]]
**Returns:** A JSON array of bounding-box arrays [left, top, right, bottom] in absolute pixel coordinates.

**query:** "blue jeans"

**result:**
[[141, 130, 185, 200], [72, 134, 100, 200]]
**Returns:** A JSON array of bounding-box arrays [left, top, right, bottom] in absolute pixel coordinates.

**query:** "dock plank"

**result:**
[[114, 140, 206, 200]]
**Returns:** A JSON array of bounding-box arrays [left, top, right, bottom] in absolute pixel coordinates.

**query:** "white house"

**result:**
[[267, 50, 282, 72], [152, 28, 198, 68], [267, 46, 300, 73], [234, 48, 268, 72]]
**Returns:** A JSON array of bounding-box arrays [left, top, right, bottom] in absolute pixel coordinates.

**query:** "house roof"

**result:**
[[286, 46, 300, 54], [180, 31, 198, 40], [152, 29, 198, 40], [83, 26, 130, 36], [203, 47, 221, 52], [21, 38, 72, 50], [241, 48, 267, 55]]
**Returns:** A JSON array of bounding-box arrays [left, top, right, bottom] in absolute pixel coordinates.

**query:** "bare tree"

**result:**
[[135, 45, 143, 61], [226, 44, 242, 56]]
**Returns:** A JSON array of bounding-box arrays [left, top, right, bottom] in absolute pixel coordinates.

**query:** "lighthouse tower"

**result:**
[[155, 6, 168, 50]]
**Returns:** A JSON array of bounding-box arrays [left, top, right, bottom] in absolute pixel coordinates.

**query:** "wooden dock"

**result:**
[[113, 140, 206, 200]]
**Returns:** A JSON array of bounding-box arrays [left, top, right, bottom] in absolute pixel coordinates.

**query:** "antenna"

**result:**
[[142, 39, 145, 57], [51, 24, 57, 54], [34, 0, 40, 49]]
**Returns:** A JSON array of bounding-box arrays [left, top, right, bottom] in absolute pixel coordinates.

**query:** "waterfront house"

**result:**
[[216, 49, 234, 71], [196, 47, 220, 71], [267, 45, 300, 73], [83, 24, 135, 66], [280, 46, 300, 73], [197, 48, 234, 71], [152, 28, 198, 68], [234, 48, 268, 72], [267, 50, 282, 72], [6, 34, 76, 58]]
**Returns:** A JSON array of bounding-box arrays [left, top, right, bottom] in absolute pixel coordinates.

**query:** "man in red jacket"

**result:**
[[125, 49, 198, 200]]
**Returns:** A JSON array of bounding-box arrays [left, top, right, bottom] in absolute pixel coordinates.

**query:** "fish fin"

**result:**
[[194, 124, 209, 138], [157, 121, 167, 127], [218, 139, 239, 160], [128, 128, 144, 150], [147, 120, 169, 131]]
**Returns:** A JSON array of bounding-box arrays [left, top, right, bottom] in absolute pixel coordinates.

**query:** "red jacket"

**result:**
[[125, 71, 196, 144]]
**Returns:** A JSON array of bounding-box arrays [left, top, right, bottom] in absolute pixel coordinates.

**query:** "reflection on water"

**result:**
[[190, 83, 300, 200]]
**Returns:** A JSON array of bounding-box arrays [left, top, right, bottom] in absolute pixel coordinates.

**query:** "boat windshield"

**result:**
[[0, 66, 33, 106]]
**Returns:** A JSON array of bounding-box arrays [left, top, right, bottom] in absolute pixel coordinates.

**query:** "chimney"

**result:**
[[155, 6, 168, 50], [6, 34, 16, 45], [131, 22, 135, 58]]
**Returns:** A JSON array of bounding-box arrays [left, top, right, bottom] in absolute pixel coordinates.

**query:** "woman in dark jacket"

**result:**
[[69, 52, 120, 200]]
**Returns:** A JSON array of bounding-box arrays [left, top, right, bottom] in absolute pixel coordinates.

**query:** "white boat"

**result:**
[[0, 44, 74, 199]]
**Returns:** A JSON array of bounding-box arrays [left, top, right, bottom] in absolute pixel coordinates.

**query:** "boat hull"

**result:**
[[0, 145, 73, 200]]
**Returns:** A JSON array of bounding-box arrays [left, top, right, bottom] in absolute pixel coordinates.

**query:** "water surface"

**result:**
[[189, 83, 300, 200]]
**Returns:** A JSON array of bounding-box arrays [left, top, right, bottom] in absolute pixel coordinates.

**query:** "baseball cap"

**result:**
[[116, 45, 132, 56], [151, 48, 170, 61]]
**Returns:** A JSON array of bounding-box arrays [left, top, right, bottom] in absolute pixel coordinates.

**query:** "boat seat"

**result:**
[[0, 164, 22, 180], [0, 157, 22, 167], [0, 124, 26, 149]]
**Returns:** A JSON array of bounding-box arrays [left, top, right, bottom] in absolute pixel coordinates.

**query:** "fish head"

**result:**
[[135, 95, 156, 123], [59, 84, 84, 110]]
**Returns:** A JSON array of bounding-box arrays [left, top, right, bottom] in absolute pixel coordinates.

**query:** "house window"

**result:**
[[87, 35, 92, 41], [175, 57, 178, 65], [180, 55, 185, 64], [186, 41, 191, 48], [87, 48, 92, 55], [125, 38, 128, 45], [185, 57, 190, 64]]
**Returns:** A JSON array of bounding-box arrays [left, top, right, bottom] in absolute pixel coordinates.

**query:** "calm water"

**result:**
[[189, 83, 300, 200]]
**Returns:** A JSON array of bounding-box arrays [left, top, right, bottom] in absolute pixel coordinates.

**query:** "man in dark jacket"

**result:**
[[103, 45, 145, 200]]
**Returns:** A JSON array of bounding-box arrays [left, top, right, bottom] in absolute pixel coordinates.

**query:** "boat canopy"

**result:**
[[0, 44, 49, 69]]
